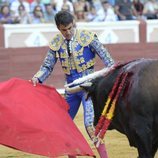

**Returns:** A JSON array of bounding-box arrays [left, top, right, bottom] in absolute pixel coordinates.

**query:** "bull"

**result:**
[[66, 58, 158, 158]]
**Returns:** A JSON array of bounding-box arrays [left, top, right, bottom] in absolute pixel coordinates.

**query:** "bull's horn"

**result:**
[[65, 66, 114, 88], [65, 82, 92, 94]]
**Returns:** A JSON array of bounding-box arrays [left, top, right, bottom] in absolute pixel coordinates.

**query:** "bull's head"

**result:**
[[65, 78, 105, 126], [65, 67, 115, 125], [80, 78, 106, 126]]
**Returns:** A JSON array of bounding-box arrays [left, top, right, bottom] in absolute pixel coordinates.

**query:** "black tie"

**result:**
[[67, 40, 71, 56]]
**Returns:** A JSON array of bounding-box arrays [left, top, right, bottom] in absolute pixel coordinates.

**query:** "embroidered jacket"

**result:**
[[34, 29, 114, 83]]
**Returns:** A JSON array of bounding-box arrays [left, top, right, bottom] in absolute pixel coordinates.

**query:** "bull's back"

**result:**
[[127, 58, 158, 102]]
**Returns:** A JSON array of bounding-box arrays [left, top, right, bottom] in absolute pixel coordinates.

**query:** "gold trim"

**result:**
[[77, 30, 95, 47], [49, 34, 63, 51]]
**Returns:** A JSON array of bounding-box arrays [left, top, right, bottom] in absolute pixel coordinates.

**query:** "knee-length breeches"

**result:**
[[65, 91, 94, 127]]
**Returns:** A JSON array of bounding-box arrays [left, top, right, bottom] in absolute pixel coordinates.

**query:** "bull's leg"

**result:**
[[134, 135, 153, 158], [129, 118, 153, 158], [151, 139, 158, 157]]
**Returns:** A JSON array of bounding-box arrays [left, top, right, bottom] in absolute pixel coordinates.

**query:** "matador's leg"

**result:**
[[82, 95, 108, 158]]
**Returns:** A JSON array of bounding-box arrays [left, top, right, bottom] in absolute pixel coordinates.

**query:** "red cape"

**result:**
[[0, 78, 94, 157]]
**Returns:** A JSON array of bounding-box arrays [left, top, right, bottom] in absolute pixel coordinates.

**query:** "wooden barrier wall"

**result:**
[[0, 25, 4, 48], [0, 43, 158, 89]]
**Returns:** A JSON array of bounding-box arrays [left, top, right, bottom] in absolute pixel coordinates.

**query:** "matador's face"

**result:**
[[58, 20, 76, 40]]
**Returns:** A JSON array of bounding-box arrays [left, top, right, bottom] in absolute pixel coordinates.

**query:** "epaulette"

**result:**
[[77, 30, 95, 47], [49, 34, 63, 51]]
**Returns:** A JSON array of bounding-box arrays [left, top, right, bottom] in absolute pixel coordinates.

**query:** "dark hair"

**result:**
[[0, 4, 10, 14], [55, 11, 74, 27], [33, 5, 43, 15], [18, 4, 25, 11]]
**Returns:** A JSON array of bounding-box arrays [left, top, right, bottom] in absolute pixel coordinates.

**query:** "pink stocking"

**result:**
[[68, 156, 76, 158], [96, 143, 108, 158]]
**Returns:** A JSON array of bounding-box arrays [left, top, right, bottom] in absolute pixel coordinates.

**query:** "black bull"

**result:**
[[82, 58, 158, 158]]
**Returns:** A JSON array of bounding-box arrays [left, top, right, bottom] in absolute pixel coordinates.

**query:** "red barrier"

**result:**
[[0, 43, 158, 89], [0, 25, 4, 48]]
